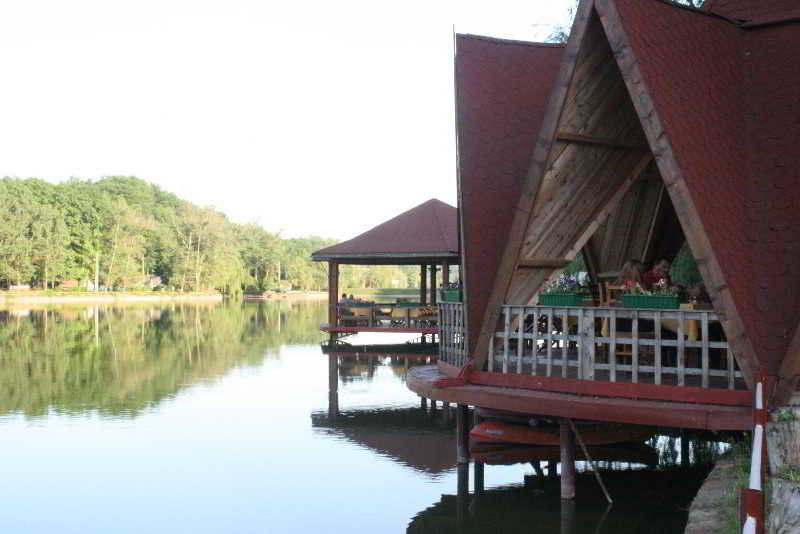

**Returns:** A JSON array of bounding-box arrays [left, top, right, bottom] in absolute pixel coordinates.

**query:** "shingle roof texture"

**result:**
[[705, 0, 800, 24], [311, 199, 457, 259], [455, 35, 564, 355], [613, 0, 800, 372]]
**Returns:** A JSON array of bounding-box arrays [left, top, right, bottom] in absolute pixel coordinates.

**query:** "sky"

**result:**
[[0, 0, 574, 240]]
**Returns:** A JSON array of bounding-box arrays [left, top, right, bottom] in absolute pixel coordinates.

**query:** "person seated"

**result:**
[[642, 259, 671, 290], [615, 259, 644, 288], [339, 292, 351, 305]]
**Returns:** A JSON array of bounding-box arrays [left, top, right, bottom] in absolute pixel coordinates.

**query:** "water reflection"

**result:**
[[407, 461, 714, 533], [312, 407, 456, 476], [0, 300, 326, 418]]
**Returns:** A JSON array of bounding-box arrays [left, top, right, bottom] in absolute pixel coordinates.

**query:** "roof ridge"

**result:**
[[456, 33, 565, 48]]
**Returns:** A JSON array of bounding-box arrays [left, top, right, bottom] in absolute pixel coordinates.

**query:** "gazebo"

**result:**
[[311, 198, 459, 335]]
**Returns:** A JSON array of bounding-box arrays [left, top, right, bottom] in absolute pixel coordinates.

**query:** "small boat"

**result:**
[[469, 420, 654, 447], [470, 442, 659, 466]]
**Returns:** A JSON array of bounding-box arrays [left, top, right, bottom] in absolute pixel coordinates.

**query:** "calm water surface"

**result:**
[[0, 300, 718, 533]]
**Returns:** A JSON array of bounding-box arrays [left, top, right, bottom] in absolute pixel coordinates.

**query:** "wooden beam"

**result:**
[[556, 130, 649, 151], [517, 258, 571, 269], [420, 264, 427, 305], [328, 260, 339, 327], [469, 0, 598, 369], [597, 0, 759, 388]]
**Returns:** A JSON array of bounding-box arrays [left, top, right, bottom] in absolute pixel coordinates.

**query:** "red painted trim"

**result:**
[[320, 326, 439, 334], [433, 363, 474, 388], [740, 488, 764, 534], [470, 371, 751, 407]]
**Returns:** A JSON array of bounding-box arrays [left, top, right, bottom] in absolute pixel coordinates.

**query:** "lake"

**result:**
[[0, 300, 720, 533]]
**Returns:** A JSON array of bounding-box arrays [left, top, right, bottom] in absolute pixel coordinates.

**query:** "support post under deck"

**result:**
[[456, 404, 470, 464], [560, 419, 576, 499], [420, 264, 428, 305]]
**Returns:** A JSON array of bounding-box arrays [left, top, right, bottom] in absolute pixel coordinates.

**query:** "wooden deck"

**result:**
[[407, 365, 752, 431]]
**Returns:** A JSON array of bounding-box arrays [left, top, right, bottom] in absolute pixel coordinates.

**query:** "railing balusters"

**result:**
[[677, 314, 685, 387], [503, 309, 510, 374], [609, 308, 617, 382], [561, 308, 569, 378], [488, 334, 495, 371], [577, 309, 584, 379], [701, 312, 710, 388], [654, 310, 662, 385], [584, 308, 596, 380], [632, 310, 639, 384]]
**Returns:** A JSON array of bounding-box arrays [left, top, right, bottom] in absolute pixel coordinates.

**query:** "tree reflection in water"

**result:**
[[0, 300, 326, 418]]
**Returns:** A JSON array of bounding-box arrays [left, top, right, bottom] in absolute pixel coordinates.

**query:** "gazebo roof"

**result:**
[[311, 199, 458, 265]]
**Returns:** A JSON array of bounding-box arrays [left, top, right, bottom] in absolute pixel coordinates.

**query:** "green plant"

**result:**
[[775, 409, 798, 422], [541, 275, 587, 295]]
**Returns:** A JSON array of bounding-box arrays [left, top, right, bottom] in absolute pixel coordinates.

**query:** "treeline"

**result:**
[[0, 176, 417, 293]]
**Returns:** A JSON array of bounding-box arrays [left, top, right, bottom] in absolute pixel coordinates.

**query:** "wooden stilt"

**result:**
[[681, 429, 690, 467], [431, 264, 438, 305], [456, 463, 469, 527], [560, 419, 576, 499], [474, 461, 484, 495], [420, 264, 428, 305], [457, 404, 470, 464], [328, 351, 339, 419], [560, 499, 577, 534], [548, 460, 558, 479], [328, 261, 339, 327]]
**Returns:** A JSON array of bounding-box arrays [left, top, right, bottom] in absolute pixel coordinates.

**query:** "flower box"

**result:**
[[621, 294, 680, 309], [438, 289, 462, 303], [538, 293, 584, 307]]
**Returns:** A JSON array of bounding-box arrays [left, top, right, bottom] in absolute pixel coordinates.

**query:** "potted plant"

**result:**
[[438, 283, 462, 303], [538, 275, 588, 307], [621, 279, 680, 309]]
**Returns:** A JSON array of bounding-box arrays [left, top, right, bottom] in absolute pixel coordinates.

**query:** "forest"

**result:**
[[0, 176, 415, 294]]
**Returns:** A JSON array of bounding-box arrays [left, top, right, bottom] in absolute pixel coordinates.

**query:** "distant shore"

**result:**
[[0, 291, 224, 305]]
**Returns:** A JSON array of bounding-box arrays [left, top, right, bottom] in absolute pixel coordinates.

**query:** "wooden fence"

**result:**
[[438, 302, 466, 367], [489, 305, 744, 389]]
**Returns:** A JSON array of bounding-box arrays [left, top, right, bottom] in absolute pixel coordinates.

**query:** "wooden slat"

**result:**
[[556, 130, 649, 151], [518, 258, 571, 269], [609, 308, 617, 382], [678, 316, 685, 387], [488, 334, 495, 371], [654, 310, 662, 385], [562, 308, 569, 378], [701, 312, 710, 388], [577, 310, 584, 379], [586, 309, 596, 380], [728, 348, 735, 390], [632, 310, 639, 384], [503, 310, 510, 374]]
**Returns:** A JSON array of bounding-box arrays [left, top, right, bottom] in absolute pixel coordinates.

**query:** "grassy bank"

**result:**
[[340, 288, 428, 297]]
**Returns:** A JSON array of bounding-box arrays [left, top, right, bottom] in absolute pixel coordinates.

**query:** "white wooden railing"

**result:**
[[490, 305, 743, 389], [438, 302, 466, 367]]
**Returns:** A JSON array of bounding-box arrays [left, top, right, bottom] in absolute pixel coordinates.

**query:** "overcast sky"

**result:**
[[0, 0, 574, 240]]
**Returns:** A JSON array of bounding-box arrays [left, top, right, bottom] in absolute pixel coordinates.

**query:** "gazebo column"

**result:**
[[328, 260, 339, 327], [442, 259, 450, 288], [431, 264, 438, 305], [420, 264, 428, 305]]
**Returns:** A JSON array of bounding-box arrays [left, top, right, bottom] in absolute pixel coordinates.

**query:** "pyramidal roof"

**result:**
[[311, 199, 458, 263]]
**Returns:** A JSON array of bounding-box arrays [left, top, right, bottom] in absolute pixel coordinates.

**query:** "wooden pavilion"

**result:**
[[311, 198, 459, 335], [407, 0, 800, 521]]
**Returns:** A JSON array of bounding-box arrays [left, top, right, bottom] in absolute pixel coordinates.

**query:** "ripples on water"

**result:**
[[0, 300, 734, 533]]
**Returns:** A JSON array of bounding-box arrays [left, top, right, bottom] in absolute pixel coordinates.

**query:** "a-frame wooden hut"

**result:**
[[409, 0, 800, 517]]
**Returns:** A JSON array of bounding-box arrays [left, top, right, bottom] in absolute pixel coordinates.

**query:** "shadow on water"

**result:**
[[407, 433, 736, 534], [0, 300, 327, 418]]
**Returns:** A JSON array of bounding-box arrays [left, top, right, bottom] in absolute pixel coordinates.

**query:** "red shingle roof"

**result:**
[[455, 35, 564, 355], [705, 0, 800, 24], [611, 0, 800, 373], [311, 199, 458, 263]]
